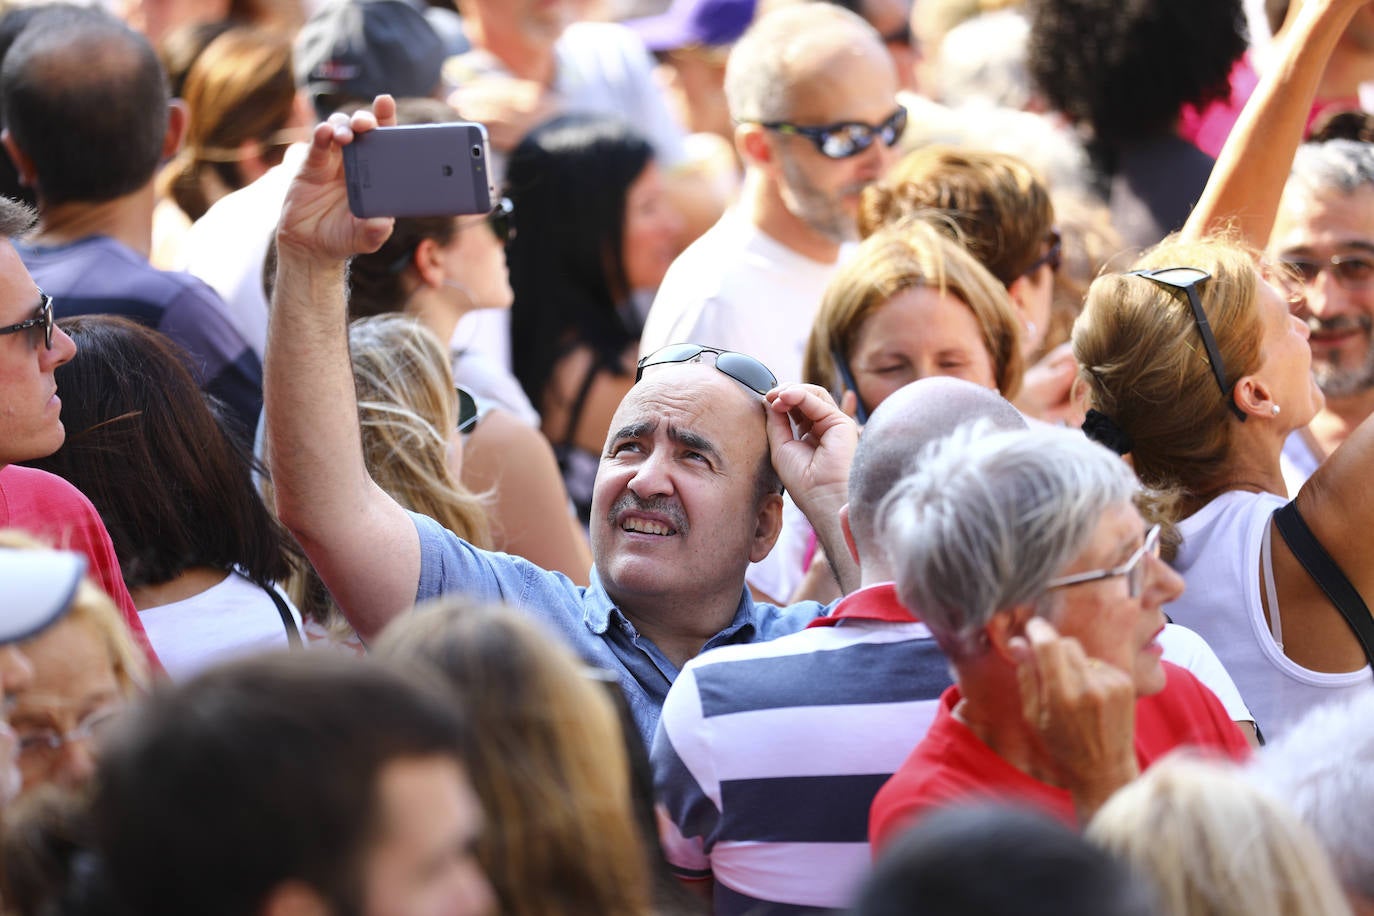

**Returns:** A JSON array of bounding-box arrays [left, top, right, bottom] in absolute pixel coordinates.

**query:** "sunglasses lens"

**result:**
[[1146, 267, 1209, 287], [716, 352, 777, 395], [456, 386, 478, 432], [883, 108, 907, 145], [820, 130, 857, 159], [42, 296, 52, 349]]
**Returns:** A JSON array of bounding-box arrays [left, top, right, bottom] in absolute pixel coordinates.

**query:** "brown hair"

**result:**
[[860, 145, 1055, 287], [804, 216, 1025, 400], [1072, 236, 1263, 503], [376, 600, 654, 916]]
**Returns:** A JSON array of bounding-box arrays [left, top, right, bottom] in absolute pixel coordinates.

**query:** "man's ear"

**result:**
[[260, 880, 332, 916], [736, 122, 776, 172], [2, 129, 35, 188], [839, 503, 860, 566], [748, 490, 784, 563], [163, 98, 188, 161]]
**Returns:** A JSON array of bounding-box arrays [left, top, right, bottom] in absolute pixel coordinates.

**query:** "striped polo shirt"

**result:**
[[651, 583, 951, 915]]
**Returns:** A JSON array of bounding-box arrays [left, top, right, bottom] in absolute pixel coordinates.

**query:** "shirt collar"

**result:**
[[582, 566, 759, 642], [806, 582, 919, 628]]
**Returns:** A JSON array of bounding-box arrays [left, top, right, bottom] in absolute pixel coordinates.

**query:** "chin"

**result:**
[[1134, 660, 1168, 697]]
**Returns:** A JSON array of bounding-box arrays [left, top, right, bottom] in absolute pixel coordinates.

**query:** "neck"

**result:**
[[465, 16, 557, 85], [1180, 417, 1290, 515], [407, 287, 468, 349], [1310, 388, 1374, 456], [953, 661, 1062, 785], [128, 566, 230, 610], [739, 170, 843, 265], [617, 590, 742, 671], [34, 185, 156, 258]]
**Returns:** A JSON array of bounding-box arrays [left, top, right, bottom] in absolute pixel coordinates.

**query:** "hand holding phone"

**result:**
[[342, 122, 495, 218]]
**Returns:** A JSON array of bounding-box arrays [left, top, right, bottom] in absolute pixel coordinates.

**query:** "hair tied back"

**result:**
[[1082, 408, 1133, 456]]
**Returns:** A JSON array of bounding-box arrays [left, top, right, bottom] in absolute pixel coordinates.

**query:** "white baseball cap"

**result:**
[[1, 547, 84, 642]]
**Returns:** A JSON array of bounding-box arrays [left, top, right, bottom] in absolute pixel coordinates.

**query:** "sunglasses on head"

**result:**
[[0, 291, 54, 350], [635, 343, 777, 395], [455, 385, 479, 434], [758, 106, 907, 160], [1126, 267, 1246, 421]]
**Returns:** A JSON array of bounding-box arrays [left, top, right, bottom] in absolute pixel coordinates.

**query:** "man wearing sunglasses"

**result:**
[[641, 3, 901, 388], [267, 96, 861, 749], [1270, 139, 1374, 483]]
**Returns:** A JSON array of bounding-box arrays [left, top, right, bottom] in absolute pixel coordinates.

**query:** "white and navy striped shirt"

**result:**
[[651, 583, 951, 915]]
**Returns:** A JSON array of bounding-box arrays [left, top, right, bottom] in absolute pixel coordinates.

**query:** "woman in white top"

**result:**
[[1071, 0, 1374, 739], [28, 316, 302, 679]]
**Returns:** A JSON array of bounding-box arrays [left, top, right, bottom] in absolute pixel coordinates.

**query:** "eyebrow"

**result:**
[[607, 420, 724, 463], [1281, 240, 1374, 257]]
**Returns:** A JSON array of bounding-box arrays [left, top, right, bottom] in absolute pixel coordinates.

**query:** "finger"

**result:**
[[839, 388, 859, 421], [372, 93, 397, 127]]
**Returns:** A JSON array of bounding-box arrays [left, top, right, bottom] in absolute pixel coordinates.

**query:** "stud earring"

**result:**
[[1272, 404, 1281, 416]]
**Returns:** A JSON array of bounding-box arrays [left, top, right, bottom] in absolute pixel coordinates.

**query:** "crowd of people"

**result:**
[[2, 0, 1374, 913]]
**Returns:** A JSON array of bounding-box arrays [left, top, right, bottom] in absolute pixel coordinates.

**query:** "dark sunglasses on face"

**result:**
[[635, 343, 777, 395], [1279, 252, 1374, 291], [455, 385, 479, 433], [1023, 229, 1062, 277], [1126, 267, 1246, 422], [759, 106, 908, 160], [484, 196, 515, 245], [0, 291, 54, 350]]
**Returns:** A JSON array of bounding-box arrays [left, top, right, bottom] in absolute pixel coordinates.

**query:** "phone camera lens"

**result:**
[[471, 145, 482, 158]]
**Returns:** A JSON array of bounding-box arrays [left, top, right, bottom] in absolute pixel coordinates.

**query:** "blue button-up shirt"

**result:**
[[412, 512, 827, 747]]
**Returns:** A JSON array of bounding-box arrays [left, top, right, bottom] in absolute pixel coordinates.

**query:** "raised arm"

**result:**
[[1184, 0, 1369, 244], [265, 96, 422, 641], [764, 383, 861, 595]]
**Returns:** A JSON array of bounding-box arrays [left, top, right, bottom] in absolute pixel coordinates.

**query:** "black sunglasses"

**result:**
[[635, 343, 777, 395], [0, 291, 54, 350], [1127, 267, 1246, 421], [485, 196, 515, 245], [1023, 229, 1062, 277], [455, 385, 479, 434], [759, 106, 907, 160]]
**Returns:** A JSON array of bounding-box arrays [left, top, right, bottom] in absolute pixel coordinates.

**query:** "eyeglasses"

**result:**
[[1045, 524, 1161, 600], [455, 385, 478, 433], [16, 703, 123, 763], [0, 291, 54, 350], [635, 343, 777, 395], [1278, 252, 1374, 292], [758, 106, 907, 160], [1023, 229, 1062, 277], [1126, 267, 1246, 421]]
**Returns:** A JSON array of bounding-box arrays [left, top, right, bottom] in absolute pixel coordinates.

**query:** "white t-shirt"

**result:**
[[138, 570, 305, 681], [1158, 622, 1254, 723], [640, 209, 848, 385], [1169, 489, 1371, 740]]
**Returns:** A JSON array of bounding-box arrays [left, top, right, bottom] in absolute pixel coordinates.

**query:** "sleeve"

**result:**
[[1157, 623, 1254, 723], [651, 662, 720, 880]]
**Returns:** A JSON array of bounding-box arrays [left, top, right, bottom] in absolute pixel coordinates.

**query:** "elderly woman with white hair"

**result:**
[[868, 425, 1252, 847]]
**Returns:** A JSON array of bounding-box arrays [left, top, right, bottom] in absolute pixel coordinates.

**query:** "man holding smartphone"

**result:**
[[265, 95, 859, 748]]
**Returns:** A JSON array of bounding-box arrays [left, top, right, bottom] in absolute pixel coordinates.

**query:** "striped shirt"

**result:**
[[651, 583, 951, 915]]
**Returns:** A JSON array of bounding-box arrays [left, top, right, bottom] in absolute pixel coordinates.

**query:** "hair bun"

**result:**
[[1082, 408, 1133, 456]]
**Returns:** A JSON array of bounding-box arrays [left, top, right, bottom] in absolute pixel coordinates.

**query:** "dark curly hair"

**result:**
[[1027, 0, 1247, 159]]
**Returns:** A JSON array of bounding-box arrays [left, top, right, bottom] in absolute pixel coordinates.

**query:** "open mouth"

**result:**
[[620, 517, 677, 536]]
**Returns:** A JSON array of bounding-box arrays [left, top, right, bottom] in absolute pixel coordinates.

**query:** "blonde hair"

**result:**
[[1071, 236, 1262, 504], [0, 530, 148, 696], [1088, 756, 1354, 916], [859, 145, 1055, 287], [804, 216, 1025, 400], [375, 600, 654, 916]]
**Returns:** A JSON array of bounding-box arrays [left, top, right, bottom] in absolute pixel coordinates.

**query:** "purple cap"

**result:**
[[625, 0, 757, 52]]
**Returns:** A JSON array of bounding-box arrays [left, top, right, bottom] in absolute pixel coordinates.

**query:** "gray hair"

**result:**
[[877, 424, 1137, 657], [725, 3, 880, 123], [1250, 689, 1374, 905], [0, 197, 36, 238], [936, 10, 1032, 111], [848, 378, 1026, 554], [1287, 139, 1374, 198]]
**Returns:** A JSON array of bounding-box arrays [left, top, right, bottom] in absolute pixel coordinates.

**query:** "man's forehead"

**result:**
[[614, 364, 765, 429], [1274, 184, 1374, 251]]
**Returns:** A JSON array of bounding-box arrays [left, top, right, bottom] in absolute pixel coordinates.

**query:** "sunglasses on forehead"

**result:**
[[0, 291, 54, 349], [758, 106, 908, 160], [455, 385, 479, 434], [635, 344, 777, 395]]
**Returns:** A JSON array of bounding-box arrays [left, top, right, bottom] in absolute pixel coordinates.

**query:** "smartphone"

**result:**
[[343, 123, 495, 218], [830, 349, 871, 425]]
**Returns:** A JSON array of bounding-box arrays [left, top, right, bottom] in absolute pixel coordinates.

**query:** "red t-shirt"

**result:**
[[0, 464, 161, 671], [869, 661, 1250, 849]]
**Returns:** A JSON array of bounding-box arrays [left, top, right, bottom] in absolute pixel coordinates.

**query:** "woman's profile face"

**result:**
[[847, 285, 1000, 411], [440, 213, 514, 312], [620, 161, 683, 293]]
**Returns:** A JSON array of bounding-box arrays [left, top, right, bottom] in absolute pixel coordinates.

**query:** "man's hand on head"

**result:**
[[276, 94, 398, 265]]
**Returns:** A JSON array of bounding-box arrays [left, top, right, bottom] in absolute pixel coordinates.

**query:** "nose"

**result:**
[[1292, 312, 1311, 340], [42, 325, 76, 369], [1305, 269, 1354, 320], [1144, 553, 1185, 607], [57, 736, 97, 788], [626, 448, 675, 499]]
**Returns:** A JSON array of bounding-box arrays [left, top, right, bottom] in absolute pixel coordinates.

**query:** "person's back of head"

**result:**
[[1089, 755, 1354, 916], [877, 423, 1137, 658], [24, 315, 292, 591], [853, 802, 1157, 916], [89, 652, 484, 916], [1, 5, 170, 207], [375, 599, 654, 916], [846, 376, 1026, 562], [1252, 690, 1374, 914]]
